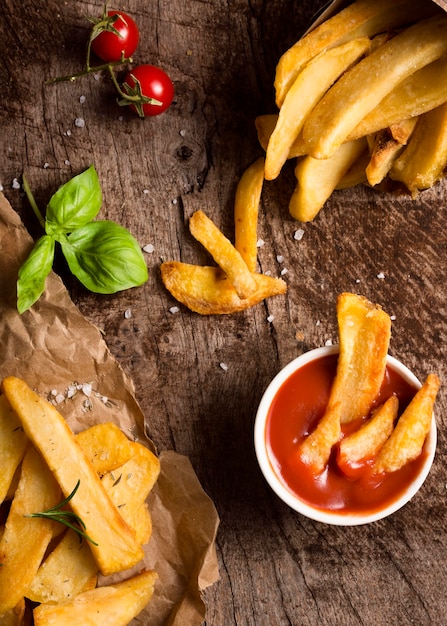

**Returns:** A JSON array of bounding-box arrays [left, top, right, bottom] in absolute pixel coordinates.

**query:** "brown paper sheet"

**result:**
[[0, 192, 220, 625]]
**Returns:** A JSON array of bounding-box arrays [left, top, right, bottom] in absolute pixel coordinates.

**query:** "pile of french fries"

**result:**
[[0, 376, 160, 625], [299, 293, 440, 477], [161, 157, 287, 314], [256, 0, 447, 221]]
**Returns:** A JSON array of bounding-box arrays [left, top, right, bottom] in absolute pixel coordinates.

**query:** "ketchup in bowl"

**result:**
[[254, 346, 436, 525]]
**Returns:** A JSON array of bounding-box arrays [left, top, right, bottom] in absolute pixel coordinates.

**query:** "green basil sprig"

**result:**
[[17, 165, 148, 313]]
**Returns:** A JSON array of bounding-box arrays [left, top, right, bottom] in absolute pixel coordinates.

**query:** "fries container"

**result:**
[[254, 346, 437, 526]]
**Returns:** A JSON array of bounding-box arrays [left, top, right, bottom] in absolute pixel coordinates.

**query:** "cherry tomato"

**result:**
[[91, 11, 140, 63], [123, 65, 174, 117]]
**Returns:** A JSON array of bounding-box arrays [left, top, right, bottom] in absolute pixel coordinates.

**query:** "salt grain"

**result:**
[[325, 339, 333, 346], [179, 129, 187, 137], [12, 178, 20, 190], [169, 306, 180, 314], [256, 239, 265, 248], [293, 229, 304, 241], [390, 315, 396, 321], [143, 243, 154, 253], [280, 268, 288, 276], [0, 183, 3, 192], [74, 117, 85, 128], [79, 95, 86, 104], [219, 362, 229, 371], [377, 272, 385, 279], [43, 162, 49, 169], [267, 315, 274, 323], [276, 255, 284, 263], [82, 383, 93, 397], [124, 308, 132, 319]]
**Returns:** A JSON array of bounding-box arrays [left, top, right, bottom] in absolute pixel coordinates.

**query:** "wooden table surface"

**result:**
[[2, 1, 447, 624]]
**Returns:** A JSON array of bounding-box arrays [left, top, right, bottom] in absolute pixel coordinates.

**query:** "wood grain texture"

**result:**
[[1, 1, 447, 624]]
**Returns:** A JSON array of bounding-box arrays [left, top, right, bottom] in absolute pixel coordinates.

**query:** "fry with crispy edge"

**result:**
[[265, 38, 371, 181], [189, 210, 257, 299], [33, 570, 158, 626], [302, 15, 447, 159], [366, 118, 417, 186], [390, 103, 447, 196], [373, 374, 440, 474], [289, 138, 367, 222], [274, 0, 438, 107], [160, 262, 286, 315], [0, 445, 61, 613], [337, 395, 398, 476], [234, 157, 265, 272], [1, 376, 144, 577], [299, 293, 391, 474]]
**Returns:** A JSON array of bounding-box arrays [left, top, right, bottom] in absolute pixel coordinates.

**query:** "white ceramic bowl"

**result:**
[[254, 345, 436, 526]]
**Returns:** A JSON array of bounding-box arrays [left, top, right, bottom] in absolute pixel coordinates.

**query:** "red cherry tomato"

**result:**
[[91, 11, 139, 63], [123, 65, 174, 117]]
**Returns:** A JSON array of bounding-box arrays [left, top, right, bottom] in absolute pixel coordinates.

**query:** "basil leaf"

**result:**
[[45, 165, 102, 236], [60, 221, 148, 293], [17, 235, 55, 314]]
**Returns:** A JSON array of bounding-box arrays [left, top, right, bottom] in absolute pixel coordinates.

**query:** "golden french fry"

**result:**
[[299, 293, 391, 474], [289, 138, 367, 222], [101, 441, 160, 544], [337, 395, 398, 473], [1, 377, 144, 577], [33, 570, 158, 626], [349, 56, 447, 140], [160, 262, 286, 315], [302, 15, 447, 159], [373, 374, 440, 474], [75, 422, 136, 475], [335, 150, 370, 189], [0, 394, 28, 505], [274, 0, 438, 107], [234, 157, 265, 272], [27, 529, 98, 604], [265, 38, 371, 181], [189, 210, 257, 299], [0, 599, 26, 626], [255, 114, 277, 153], [390, 103, 447, 195], [0, 445, 61, 613], [366, 118, 418, 186]]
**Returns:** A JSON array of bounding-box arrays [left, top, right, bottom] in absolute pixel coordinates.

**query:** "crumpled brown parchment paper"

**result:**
[[0, 192, 220, 625]]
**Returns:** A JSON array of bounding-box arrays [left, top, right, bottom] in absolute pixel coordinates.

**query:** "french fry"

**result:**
[[33, 570, 158, 626], [265, 38, 371, 181], [289, 138, 367, 222], [234, 157, 265, 272], [299, 293, 391, 474], [189, 210, 257, 299], [0, 394, 28, 505], [366, 118, 418, 186], [1, 376, 144, 577], [302, 15, 447, 159], [0, 599, 25, 626], [335, 150, 370, 189], [160, 262, 286, 315], [349, 56, 447, 140], [27, 529, 98, 604], [373, 374, 440, 474], [255, 114, 277, 153], [0, 445, 61, 613], [390, 102, 447, 195], [337, 395, 398, 474], [75, 422, 136, 475], [274, 0, 438, 107]]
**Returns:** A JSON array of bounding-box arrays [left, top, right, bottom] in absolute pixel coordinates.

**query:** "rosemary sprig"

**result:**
[[27, 480, 98, 546]]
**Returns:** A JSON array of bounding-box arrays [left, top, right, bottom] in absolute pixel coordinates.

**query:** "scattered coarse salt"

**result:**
[[12, 178, 20, 190], [79, 95, 86, 104], [143, 243, 155, 253], [280, 268, 288, 276], [66, 129, 72, 137], [293, 229, 304, 241], [67, 385, 77, 399], [264, 270, 272, 276], [276, 255, 284, 263], [50, 389, 58, 397], [355, 278, 361, 284], [267, 314, 275, 323], [256, 239, 265, 248], [43, 162, 49, 169], [179, 129, 187, 137], [325, 338, 333, 346], [219, 362, 229, 371], [93, 73, 101, 81], [74, 117, 85, 128], [124, 308, 132, 319], [64, 159, 70, 166], [390, 315, 396, 321], [82, 383, 93, 397], [169, 306, 180, 314], [172, 198, 178, 205], [118, 115, 124, 122], [377, 272, 385, 279], [0, 183, 3, 192], [315, 320, 321, 326], [55, 394, 65, 404], [143, 189, 150, 195]]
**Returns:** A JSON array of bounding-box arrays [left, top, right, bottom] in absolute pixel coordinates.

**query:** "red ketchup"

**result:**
[[265, 354, 428, 516]]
